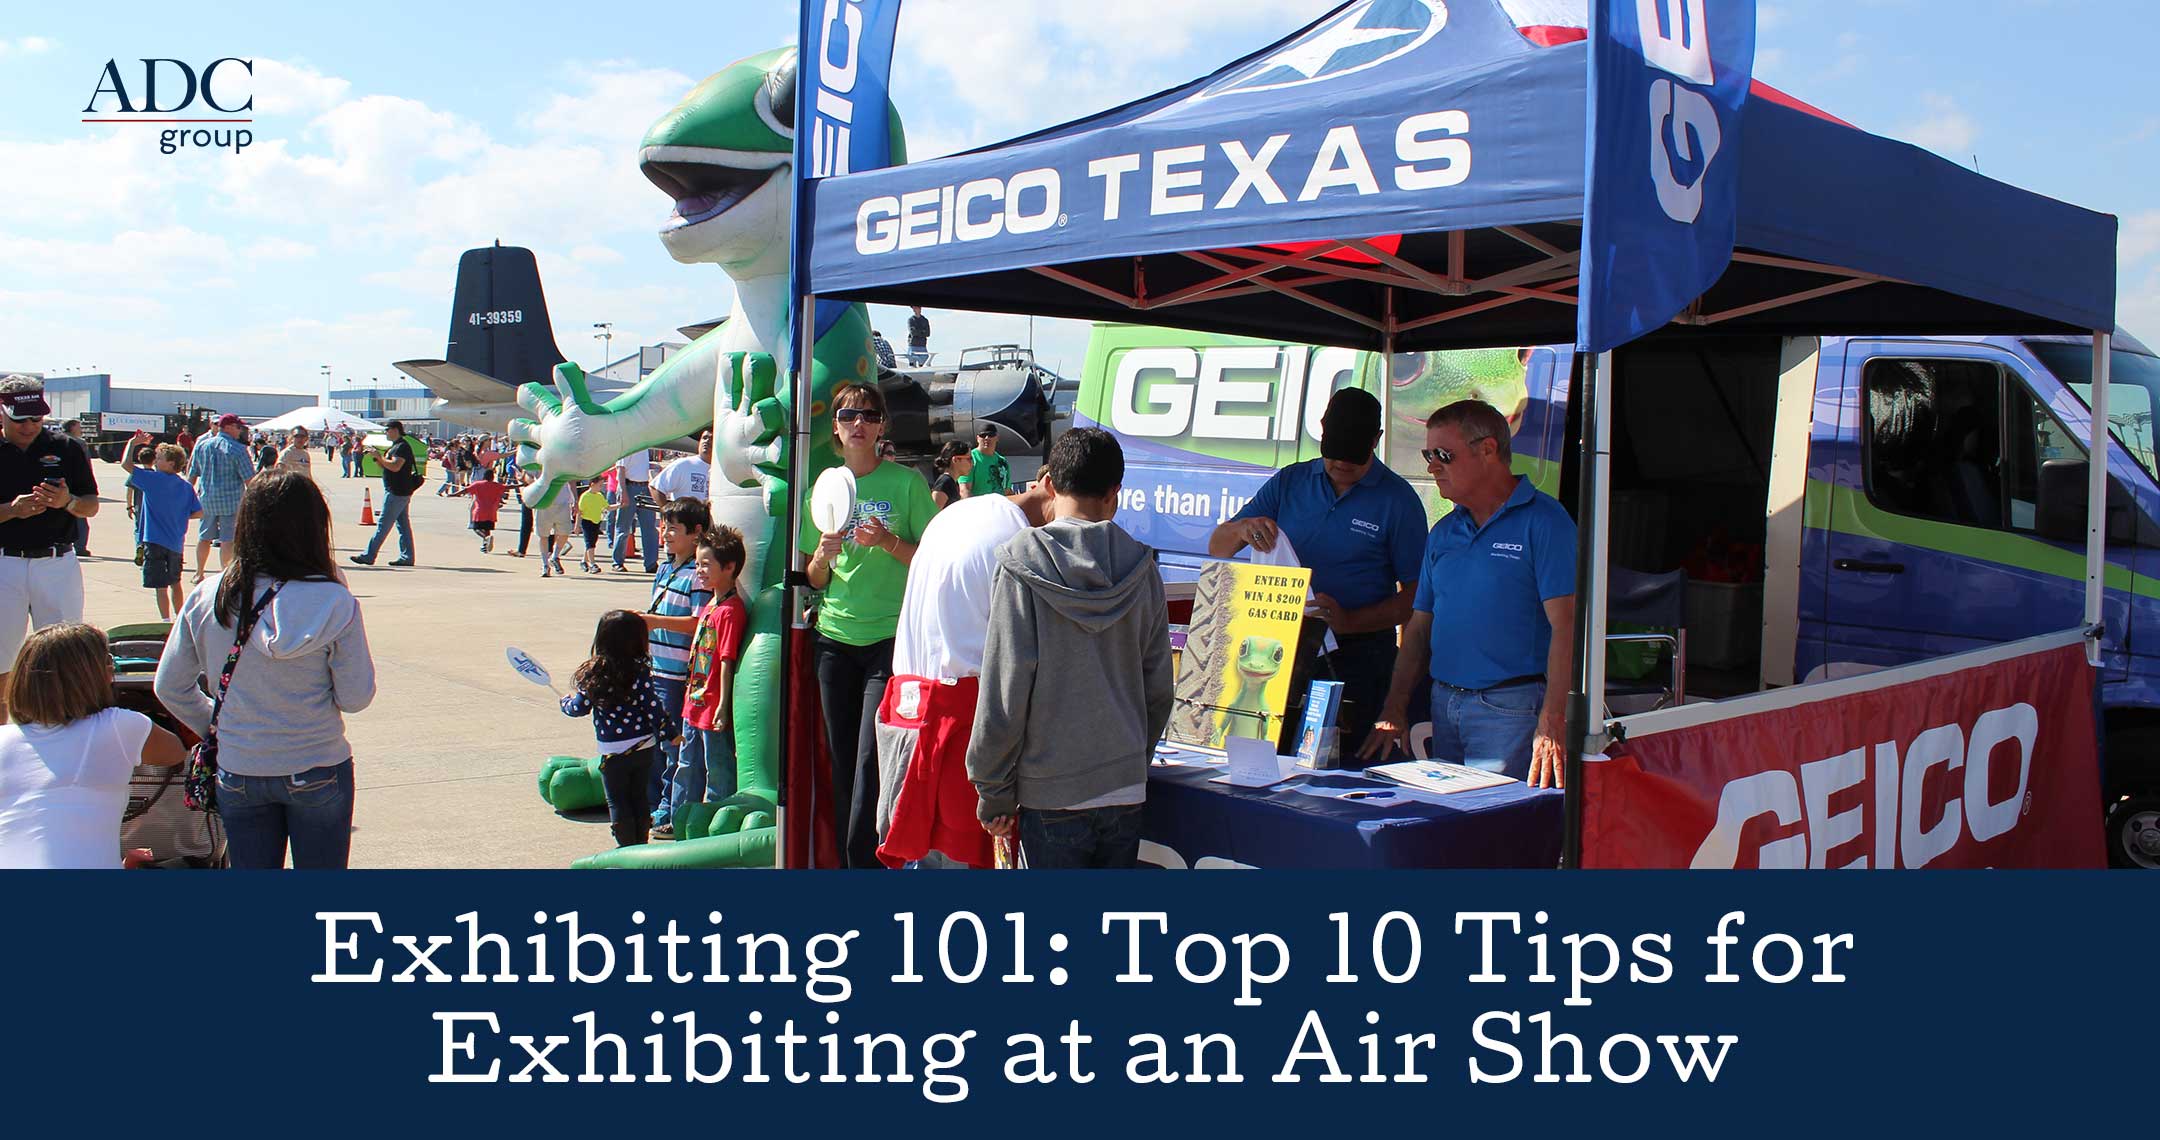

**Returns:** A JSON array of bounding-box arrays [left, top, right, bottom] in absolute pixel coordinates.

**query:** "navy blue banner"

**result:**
[[789, 0, 905, 370], [1579, 0, 1755, 353], [5, 871, 2142, 1132]]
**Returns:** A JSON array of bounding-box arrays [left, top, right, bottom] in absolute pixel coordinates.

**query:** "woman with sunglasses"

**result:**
[[805, 382, 935, 868]]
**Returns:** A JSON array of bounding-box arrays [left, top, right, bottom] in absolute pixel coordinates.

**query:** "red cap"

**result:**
[[217, 413, 244, 429]]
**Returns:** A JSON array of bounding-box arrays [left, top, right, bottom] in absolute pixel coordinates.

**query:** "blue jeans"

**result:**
[[215, 760, 355, 869], [613, 481, 657, 572], [1425, 679, 1545, 780], [649, 676, 687, 825], [359, 492, 414, 562], [601, 744, 656, 847], [1019, 803, 1144, 869], [699, 726, 738, 802]]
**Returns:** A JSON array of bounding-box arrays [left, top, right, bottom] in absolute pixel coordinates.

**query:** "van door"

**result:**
[[1818, 340, 2132, 680]]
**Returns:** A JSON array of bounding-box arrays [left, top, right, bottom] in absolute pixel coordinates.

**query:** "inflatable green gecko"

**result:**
[[1213, 635, 1287, 747], [514, 46, 904, 868]]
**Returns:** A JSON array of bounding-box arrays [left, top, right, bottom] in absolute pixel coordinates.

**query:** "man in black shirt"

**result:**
[[907, 306, 931, 366], [0, 376, 100, 718], [352, 419, 423, 566]]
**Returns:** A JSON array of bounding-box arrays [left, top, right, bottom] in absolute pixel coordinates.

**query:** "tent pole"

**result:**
[[2086, 331, 2111, 667], [1562, 349, 1613, 869], [778, 293, 817, 869]]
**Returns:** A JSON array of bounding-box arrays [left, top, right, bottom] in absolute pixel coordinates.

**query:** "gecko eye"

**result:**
[[765, 53, 797, 134], [1272, 645, 1284, 664]]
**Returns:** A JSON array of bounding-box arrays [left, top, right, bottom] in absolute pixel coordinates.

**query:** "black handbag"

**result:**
[[182, 583, 282, 812]]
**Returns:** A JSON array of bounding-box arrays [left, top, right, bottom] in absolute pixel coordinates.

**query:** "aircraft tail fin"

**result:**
[[445, 243, 568, 384]]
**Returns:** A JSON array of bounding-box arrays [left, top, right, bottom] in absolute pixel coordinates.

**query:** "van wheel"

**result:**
[[2107, 795, 2160, 869]]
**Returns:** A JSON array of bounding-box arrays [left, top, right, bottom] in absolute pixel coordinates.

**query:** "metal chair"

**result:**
[[1605, 566, 1688, 715]]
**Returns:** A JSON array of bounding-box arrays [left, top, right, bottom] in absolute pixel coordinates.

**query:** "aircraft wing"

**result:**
[[392, 359, 519, 405]]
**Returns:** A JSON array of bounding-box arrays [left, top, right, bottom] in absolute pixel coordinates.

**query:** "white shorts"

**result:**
[[0, 551, 85, 670]]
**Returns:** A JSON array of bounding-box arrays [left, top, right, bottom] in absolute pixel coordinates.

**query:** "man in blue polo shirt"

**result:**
[[1361, 399, 1576, 787], [1210, 388, 1425, 758]]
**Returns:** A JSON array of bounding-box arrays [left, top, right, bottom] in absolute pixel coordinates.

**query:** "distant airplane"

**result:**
[[393, 243, 659, 436]]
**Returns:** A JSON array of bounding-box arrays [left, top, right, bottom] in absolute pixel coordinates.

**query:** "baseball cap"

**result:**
[[1318, 388, 1382, 463], [217, 413, 244, 429], [975, 425, 997, 438], [0, 390, 51, 421]]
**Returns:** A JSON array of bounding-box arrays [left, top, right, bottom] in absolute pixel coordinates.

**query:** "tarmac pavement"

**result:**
[[77, 459, 661, 868]]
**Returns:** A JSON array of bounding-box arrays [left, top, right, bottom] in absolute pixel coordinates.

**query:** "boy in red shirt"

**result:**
[[452, 464, 510, 553], [641, 526, 748, 812]]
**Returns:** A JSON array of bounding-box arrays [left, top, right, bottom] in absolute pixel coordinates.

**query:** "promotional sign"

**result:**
[[1168, 561, 1312, 751], [1583, 636, 2105, 868], [788, 0, 905, 371], [503, 646, 555, 691], [1073, 322, 1540, 559], [99, 411, 168, 434], [1578, 0, 1756, 353]]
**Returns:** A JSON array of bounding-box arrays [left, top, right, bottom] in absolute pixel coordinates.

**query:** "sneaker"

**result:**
[[542, 566, 553, 578], [481, 534, 494, 554], [649, 823, 676, 841], [388, 558, 415, 567], [348, 555, 374, 566]]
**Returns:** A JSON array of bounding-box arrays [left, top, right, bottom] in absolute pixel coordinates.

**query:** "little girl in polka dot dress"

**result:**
[[561, 609, 671, 846]]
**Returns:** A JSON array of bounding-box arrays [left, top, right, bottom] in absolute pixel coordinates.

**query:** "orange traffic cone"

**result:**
[[625, 519, 638, 561], [360, 488, 375, 526]]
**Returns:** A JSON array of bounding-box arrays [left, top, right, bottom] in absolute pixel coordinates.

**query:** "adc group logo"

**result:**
[[82, 57, 257, 156], [1197, 0, 1448, 100]]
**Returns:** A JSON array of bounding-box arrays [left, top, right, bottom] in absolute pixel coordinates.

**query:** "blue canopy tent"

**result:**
[[790, 0, 2118, 865]]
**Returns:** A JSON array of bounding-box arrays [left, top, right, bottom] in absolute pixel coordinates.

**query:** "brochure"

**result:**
[[1364, 760, 1518, 795]]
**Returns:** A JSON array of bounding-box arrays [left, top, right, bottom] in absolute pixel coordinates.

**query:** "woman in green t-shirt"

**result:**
[[806, 382, 935, 868]]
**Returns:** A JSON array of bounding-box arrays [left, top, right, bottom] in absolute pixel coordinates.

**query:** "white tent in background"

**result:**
[[252, 406, 383, 434]]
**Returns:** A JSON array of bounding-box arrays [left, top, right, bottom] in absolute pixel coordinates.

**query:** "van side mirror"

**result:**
[[2036, 459, 2139, 544]]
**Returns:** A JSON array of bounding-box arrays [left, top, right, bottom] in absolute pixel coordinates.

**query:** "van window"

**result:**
[[1861, 357, 2084, 533]]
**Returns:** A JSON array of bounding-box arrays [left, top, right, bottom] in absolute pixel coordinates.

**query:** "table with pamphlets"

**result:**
[[1141, 745, 1563, 869]]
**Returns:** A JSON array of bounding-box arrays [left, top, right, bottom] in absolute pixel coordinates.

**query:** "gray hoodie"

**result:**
[[153, 573, 377, 777], [967, 517, 1171, 820]]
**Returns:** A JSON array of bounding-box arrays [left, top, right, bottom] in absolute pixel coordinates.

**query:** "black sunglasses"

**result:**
[[834, 407, 885, 424], [1420, 446, 1454, 464]]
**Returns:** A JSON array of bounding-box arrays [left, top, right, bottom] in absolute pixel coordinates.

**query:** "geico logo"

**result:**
[[1491, 542, 1524, 552], [1109, 344, 1361, 443], [855, 170, 1061, 254], [852, 110, 1472, 256], [1689, 703, 2039, 869], [808, 0, 866, 177], [1635, 0, 1723, 225]]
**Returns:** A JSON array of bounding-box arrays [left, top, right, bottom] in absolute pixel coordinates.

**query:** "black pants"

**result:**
[[516, 505, 534, 555], [1278, 621, 1399, 766], [600, 744, 657, 847], [814, 633, 893, 869]]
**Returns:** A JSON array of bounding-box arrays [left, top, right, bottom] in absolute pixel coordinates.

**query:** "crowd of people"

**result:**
[[0, 351, 1580, 871]]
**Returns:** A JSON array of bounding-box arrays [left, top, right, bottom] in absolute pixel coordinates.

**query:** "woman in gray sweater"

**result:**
[[155, 471, 376, 868]]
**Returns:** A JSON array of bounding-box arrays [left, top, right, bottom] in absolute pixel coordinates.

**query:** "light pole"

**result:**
[[320, 364, 331, 402], [593, 322, 614, 372]]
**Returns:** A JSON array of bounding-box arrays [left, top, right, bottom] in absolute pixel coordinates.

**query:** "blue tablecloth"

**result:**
[[1143, 749, 1562, 869]]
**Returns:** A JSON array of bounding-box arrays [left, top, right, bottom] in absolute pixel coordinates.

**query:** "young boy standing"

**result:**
[[577, 481, 609, 573], [641, 526, 749, 822], [645, 497, 712, 838], [120, 434, 203, 620], [967, 428, 1171, 869]]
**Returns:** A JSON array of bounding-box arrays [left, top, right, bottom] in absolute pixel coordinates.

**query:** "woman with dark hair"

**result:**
[[805, 381, 936, 867], [154, 471, 377, 869], [930, 441, 973, 509]]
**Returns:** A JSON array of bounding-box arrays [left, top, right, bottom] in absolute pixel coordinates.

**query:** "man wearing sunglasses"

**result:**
[[1360, 400, 1576, 789], [1208, 388, 1426, 759], [0, 376, 99, 719]]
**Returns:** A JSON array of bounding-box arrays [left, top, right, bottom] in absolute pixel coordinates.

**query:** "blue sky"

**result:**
[[2, 0, 2155, 396]]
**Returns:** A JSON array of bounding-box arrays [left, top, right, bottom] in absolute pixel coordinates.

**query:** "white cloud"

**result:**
[[1897, 92, 1977, 158], [0, 36, 55, 56], [521, 63, 693, 142], [244, 236, 316, 262], [0, 133, 173, 227], [2120, 211, 2160, 266], [0, 226, 235, 287], [252, 58, 353, 117]]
